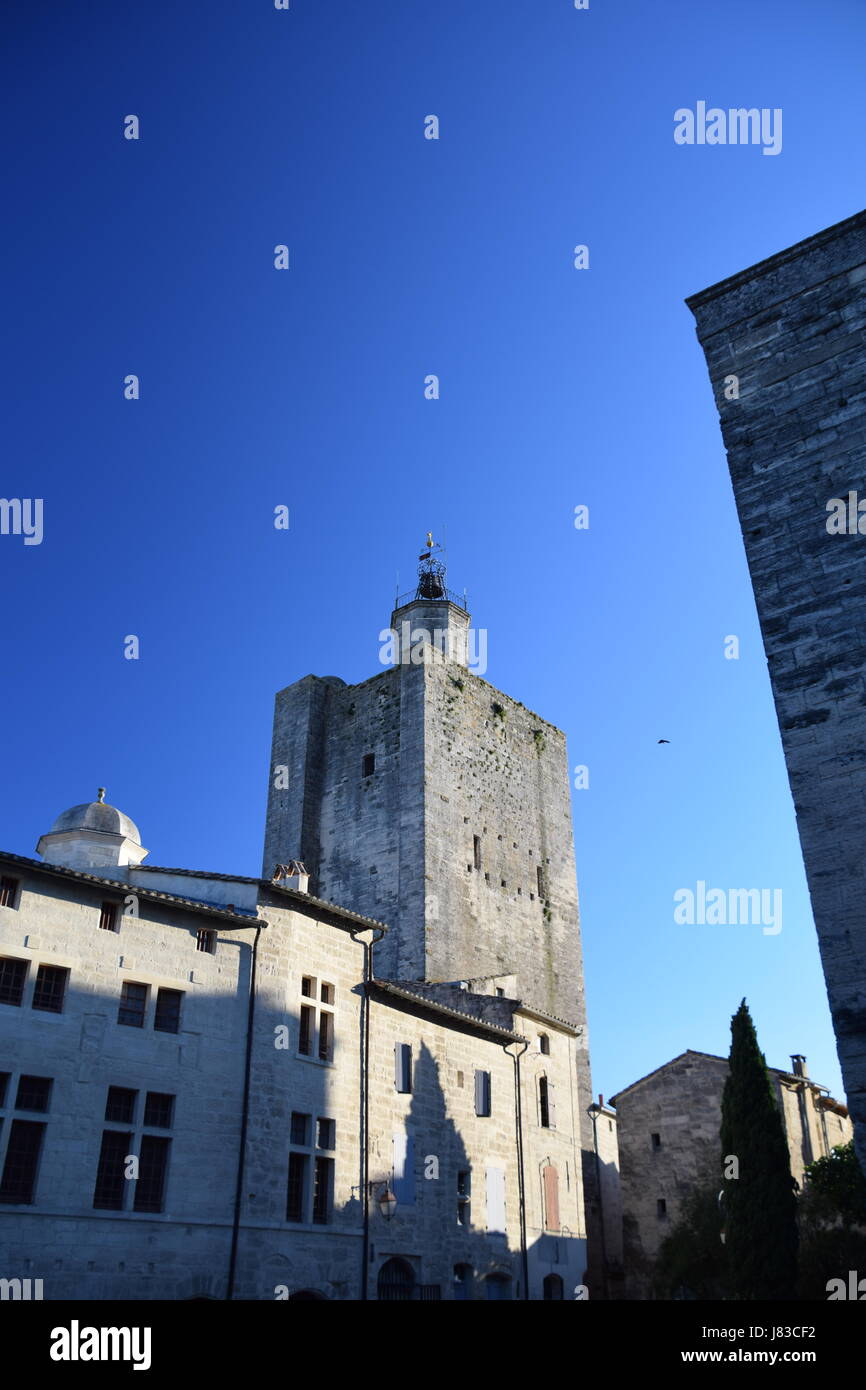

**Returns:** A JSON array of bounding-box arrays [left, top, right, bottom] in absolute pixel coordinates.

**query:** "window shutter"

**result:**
[[543, 1164, 560, 1231], [485, 1164, 506, 1232], [475, 1069, 484, 1115], [392, 1131, 415, 1204], [548, 1079, 556, 1130]]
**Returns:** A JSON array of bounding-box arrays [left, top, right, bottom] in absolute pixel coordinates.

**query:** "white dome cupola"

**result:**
[[36, 788, 148, 871]]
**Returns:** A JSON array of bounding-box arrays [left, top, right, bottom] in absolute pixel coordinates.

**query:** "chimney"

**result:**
[[272, 861, 310, 894], [598, 1093, 604, 1108], [791, 1054, 808, 1078]]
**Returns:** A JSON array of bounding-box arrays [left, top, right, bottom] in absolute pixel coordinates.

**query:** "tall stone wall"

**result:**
[[687, 210, 866, 1175]]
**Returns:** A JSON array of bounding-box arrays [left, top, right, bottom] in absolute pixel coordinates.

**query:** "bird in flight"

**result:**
[[658, 739, 670, 744]]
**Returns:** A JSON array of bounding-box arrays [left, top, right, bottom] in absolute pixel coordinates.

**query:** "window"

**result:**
[[542, 1163, 560, 1231], [320, 982, 334, 1005], [286, 1152, 308, 1222], [395, 1043, 412, 1094], [392, 1131, 415, 1205], [657, 1198, 667, 1218], [543, 1273, 564, 1301], [473, 835, 482, 870], [0, 1120, 46, 1204], [537, 866, 545, 898], [134, 1136, 170, 1212], [0, 1074, 8, 1106], [457, 1170, 471, 1226], [15, 1075, 52, 1113], [456, 1070, 464, 1089], [539, 1076, 550, 1128], [93, 1130, 132, 1210], [495, 987, 504, 996], [312, 1156, 334, 1224], [290, 1112, 310, 1145], [299, 1005, 314, 1055], [474, 1069, 491, 1117], [485, 1164, 506, 1234], [154, 988, 182, 1034], [0, 876, 20, 909], [453, 1264, 473, 1300], [362, 753, 375, 778], [539, 1033, 550, 1056], [105, 1087, 137, 1124], [32, 965, 68, 1014], [317, 1117, 335, 1150], [144, 1092, 174, 1129], [651, 1132, 661, 1149], [0, 958, 27, 1007], [118, 982, 148, 1028], [301, 976, 314, 998], [196, 929, 216, 954], [318, 1010, 334, 1062], [99, 901, 118, 932]]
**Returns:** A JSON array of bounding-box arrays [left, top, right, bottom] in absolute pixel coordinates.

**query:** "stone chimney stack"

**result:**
[[791, 1054, 808, 1079]]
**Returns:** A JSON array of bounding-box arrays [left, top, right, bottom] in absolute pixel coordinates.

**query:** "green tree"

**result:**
[[720, 1000, 799, 1299], [654, 1187, 728, 1300], [797, 1141, 866, 1299]]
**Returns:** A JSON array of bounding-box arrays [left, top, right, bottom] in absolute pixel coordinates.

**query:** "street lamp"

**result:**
[[377, 1184, 398, 1221]]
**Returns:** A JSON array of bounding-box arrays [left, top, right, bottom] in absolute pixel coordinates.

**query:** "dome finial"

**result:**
[[97, 787, 106, 803]]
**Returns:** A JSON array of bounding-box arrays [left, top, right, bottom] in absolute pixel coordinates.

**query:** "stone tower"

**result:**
[[687, 209, 866, 1176], [262, 542, 601, 1279], [262, 543, 587, 1029]]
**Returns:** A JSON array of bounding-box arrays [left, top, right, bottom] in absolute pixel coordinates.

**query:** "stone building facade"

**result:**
[[687, 210, 866, 1175], [0, 556, 596, 1300], [611, 1049, 853, 1298]]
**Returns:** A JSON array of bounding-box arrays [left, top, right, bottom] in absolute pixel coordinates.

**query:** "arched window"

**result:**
[[453, 1264, 473, 1301], [377, 1257, 416, 1302], [543, 1273, 564, 1301]]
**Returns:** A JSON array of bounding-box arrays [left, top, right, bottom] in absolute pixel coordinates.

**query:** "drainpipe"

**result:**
[[351, 925, 385, 1301], [504, 1038, 530, 1299], [226, 921, 265, 1301]]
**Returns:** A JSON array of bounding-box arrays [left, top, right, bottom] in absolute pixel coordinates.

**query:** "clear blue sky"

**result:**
[[3, 0, 864, 1103]]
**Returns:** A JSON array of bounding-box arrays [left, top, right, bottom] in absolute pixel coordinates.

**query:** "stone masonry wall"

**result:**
[[687, 210, 866, 1175]]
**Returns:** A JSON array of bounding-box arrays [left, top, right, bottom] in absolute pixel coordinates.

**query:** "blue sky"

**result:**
[[3, 0, 865, 1102]]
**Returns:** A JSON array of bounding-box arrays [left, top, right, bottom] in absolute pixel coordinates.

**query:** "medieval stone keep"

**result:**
[[0, 553, 597, 1300], [687, 210, 866, 1177]]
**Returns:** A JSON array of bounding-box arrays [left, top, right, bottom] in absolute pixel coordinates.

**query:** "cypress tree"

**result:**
[[720, 1000, 799, 1299]]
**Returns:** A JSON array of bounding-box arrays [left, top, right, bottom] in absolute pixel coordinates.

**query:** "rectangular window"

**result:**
[[301, 976, 314, 998], [473, 835, 482, 870], [474, 1069, 492, 1117], [317, 1117, 336, 1150], [196, 929, 216, 954], [320, 982, 334, 1005], [93, 1130, 132, 1210], [290, 1112, 310, 1146], [362, 753, 375, 777], [318, 1010, 334, 1062], [14, 1075, 52, 1113], [0, 1073, 8, 1106], [105, 1087, 137, 1124], [144, 1092, 174, 1129], [651, 1132, 661, 1149], [312, 1156, 334, 1224], [134, 1136, 170, 1212], [118, 981, 148, 1027], [395, 1043, 412, 1094], [539, 1077, 550, 1129], [31, 965, 68, 1014], [99, 902, 118, 932], [298, 1005, 314, 1055], [0, 876, 20, 909], [0, 1120, 46, 1204], [0, 958, 27, 1007], [286, 1152, 308, 1222], [657, 1198, 667, 1218], [154, 988, 182, 1034], [457, 1170, 471, 1226]]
